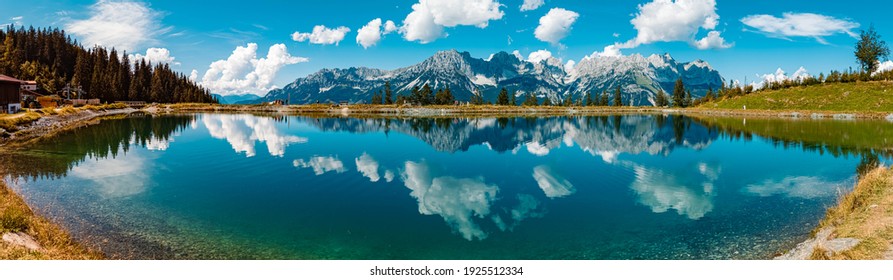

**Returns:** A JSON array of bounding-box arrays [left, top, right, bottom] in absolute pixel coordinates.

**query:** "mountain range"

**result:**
[[252, 50, 725, 106]]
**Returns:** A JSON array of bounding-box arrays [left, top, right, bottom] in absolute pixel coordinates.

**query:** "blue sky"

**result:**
[[2, 0, 890, 95]]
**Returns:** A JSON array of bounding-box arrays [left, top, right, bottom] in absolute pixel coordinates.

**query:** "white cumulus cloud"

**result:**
[[129, 47, 178, 66], [876, 61, 893, 75], [356, 18, 398, 49], [400, 0, 504, 43], [66, 0, 170, 52], [620, 0, 729, 50], [520, 0, 544, 11], [534, 8, 579, 45], [526, 49, 553, 64], [198, 43, 308, 96], [694, 30, 733, 50], [741, 12, 859, 44], [292, 25, 351, 45]]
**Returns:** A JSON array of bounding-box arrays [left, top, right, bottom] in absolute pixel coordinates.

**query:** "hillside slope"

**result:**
[[701, 81, 893, 112]]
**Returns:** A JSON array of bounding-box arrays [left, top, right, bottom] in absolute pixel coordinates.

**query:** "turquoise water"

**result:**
[[2, 113, 889, 259]]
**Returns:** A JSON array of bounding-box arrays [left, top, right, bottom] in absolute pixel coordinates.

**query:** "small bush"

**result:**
[[0, 209, 29, 233]]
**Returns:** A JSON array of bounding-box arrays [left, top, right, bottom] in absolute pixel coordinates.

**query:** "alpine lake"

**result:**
[[2, 112, 890, 259]]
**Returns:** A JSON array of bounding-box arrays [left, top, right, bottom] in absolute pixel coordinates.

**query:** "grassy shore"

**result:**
[[701, 81, 893, 113], [1, 180, 103, 259], [811, 167, 893, 259]]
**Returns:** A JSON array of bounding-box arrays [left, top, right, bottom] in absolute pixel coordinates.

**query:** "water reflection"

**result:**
[[3, 112, 892, 254], [293, 156, 347, 175], [628, 164, 717, 220], [70, 148, 150, 198], [532, 165, 576, 198], [745, 176, 846, 199], [203, 114, 306, 157], [401, 161, 499, 241]]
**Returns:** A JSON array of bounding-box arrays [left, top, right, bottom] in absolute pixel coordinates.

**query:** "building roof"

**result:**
[[0, 74, 26, 84]]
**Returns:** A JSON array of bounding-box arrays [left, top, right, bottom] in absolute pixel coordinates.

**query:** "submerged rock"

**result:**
[[2, 232, 44, 252], [775, 227, 861, 260]]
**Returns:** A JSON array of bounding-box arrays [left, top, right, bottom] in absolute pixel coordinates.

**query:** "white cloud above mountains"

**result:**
[[356, 18, 398, 49], [741, 12, 859, 44], [129, 47, 178, 66], [694, 30, 733, 50], [66, 0, 170, 52], [198, 43, 308, 95], [292, 25, 351, 45], [618, 0, 729, 50], [534, 8, 579, 45], [400, 0, 504, 43], [520, 0, 544, 12]]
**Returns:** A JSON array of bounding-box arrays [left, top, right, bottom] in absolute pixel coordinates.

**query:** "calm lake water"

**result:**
[[2, 113, 890, 259]]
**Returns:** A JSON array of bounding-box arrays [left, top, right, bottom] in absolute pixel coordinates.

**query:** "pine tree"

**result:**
[[585, 92, 593, 106], [613, 86, 622, 107], [421, 83, 434, 105], [684, 90, 693, 108], [600, 90, 608, 106], [496, 87, 509, 105], [510, 91, 516, 106], [672, 78, 686, 108], [371, 90, 382, 104], [384, 81, 393, 105], [655, 89, 669, 107], [563, 95, 574, 107], [521, 92, 534, 106], [542, 97, 552, 106]]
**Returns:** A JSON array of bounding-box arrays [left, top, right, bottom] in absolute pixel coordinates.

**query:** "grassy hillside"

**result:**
[[700, 81, 893, 113]]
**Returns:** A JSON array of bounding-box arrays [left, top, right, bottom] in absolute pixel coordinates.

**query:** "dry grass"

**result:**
[[0, 180, 103, 259], [813, 167, 893, 259], [0, 112, 42, 132]]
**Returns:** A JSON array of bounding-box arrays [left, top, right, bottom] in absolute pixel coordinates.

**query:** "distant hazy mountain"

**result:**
[[212, 94, 260, 105], [259, 50, 724, 106]]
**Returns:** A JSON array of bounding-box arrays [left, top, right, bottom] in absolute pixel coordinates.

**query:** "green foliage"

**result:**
[[563, 95, 574, 106], [384, 81, 393, 105], [613, 86, 622, 107], [654, 89, 669, 107], [0, 209, 28, 233], [672, 78, 686, 107], [371, 90, 383, 104], [522, 92, 538, 106], [509, 91, 517, 106], [855, 25, 890, 73], [703, 81, 893, 112], [599, 90, 608, 106], [585, 92, 594, 106], [496, 87, 510, 105], [0, 25, 215, 103], [434, 87, 455, 105]]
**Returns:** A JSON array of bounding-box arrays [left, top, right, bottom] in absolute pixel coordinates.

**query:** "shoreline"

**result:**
[[164, 103, 893, 120], [0, 106, 136, 259], [1, 104, 891, 259], [776, 167, 893, 260]]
